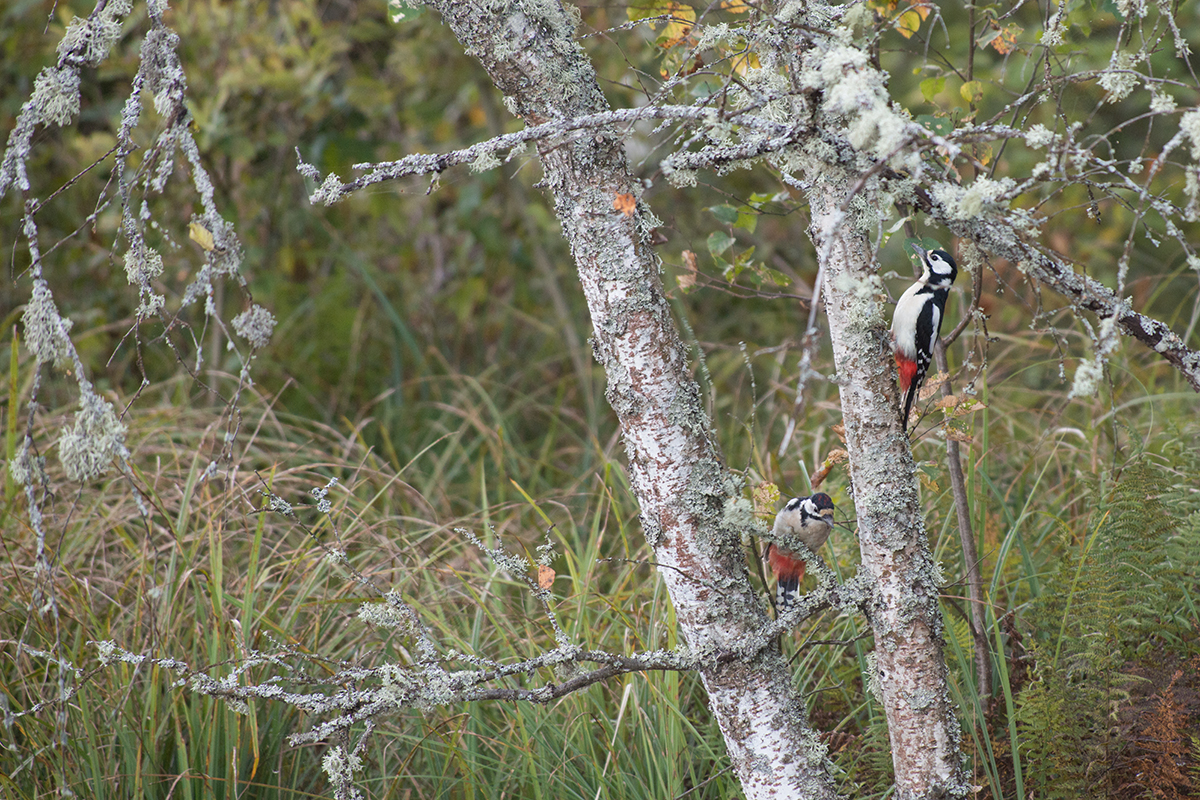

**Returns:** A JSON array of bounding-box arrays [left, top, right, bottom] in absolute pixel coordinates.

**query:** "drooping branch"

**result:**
[[924, 200, 1200, 392]]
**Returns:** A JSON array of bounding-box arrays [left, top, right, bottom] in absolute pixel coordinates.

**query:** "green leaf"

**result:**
[[753, 264, 791, 287], [709, 204, 739, 225], [920, 76, 946, 104], [916, 114, 954, 137], [707, 230, 735, 257], [627, 0, 674, 23], [735, 208, 757, 233], [974, 28, 1002, 48]]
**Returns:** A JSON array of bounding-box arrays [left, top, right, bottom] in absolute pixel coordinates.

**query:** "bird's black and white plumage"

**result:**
[[766, 493, 835, 610], [891, 244, 957, 429]]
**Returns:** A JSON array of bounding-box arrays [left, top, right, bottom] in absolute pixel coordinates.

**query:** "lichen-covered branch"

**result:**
[[931, 207, 1200, 392]]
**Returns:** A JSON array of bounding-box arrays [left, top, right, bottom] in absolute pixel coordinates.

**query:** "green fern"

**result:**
[[1015, 455, 1197, 799]]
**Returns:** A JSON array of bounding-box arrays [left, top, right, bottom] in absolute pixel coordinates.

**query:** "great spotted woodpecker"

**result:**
[[766, 493, 835, 609], [891, 244, 958, 429]]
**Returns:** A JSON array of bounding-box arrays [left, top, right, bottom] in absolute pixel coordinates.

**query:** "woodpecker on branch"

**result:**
[[891, 243, 958, 429], [766, 493, 836, 610]]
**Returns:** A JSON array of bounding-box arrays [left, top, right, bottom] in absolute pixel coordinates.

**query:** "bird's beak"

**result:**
[[909, 243, 927, 261]]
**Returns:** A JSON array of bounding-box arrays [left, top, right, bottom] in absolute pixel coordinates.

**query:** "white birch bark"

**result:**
[[422, 1, 837, 796]]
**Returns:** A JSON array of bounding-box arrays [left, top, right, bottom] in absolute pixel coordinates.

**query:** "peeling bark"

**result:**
[[423, 1, 837, 796]]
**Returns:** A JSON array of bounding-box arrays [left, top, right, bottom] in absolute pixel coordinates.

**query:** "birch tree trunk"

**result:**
[[423, 1, 837, 796], [805, 174, 970, 800]]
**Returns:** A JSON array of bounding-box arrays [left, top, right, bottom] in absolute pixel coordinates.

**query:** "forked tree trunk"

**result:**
[[425, 2, 971, 798], [423, 1, 838, 797]]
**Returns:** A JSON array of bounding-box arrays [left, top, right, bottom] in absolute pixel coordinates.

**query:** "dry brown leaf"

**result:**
[[537, 565, 555, 589], [810, 448, 848, 489], [945, 426, 974, 442], [934, 394, 959, 410], [753, 482, 782, 518], [613, 193, 637, 217], [678, 249, 698, 291], [991, 24, 1022, 55]]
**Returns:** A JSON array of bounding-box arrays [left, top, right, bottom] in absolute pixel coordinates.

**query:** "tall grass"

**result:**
[[5, 298, 1200, 798]]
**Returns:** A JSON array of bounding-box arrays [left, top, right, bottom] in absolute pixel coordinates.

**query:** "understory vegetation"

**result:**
[[2, 0, 1199, 798]]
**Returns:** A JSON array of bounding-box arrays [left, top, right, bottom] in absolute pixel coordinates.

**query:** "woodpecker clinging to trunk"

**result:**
[[891, 243, 958, 430], [766, 493, 836, 610]]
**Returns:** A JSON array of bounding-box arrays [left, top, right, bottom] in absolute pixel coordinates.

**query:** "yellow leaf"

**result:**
[[659, 2, 696, 47], [188, 221, 215, 252], [732, 51, 761, 76], [720, 0, 752, 12], [960, 80, 983, 105], [906, 0, 932, 22], [895, 8, 923, 38]]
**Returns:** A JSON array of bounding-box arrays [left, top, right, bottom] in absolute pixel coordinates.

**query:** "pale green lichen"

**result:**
[[232, 304, 276, 349], [95, 640, 118, 666], [30, 67, 81, 127], [863, 650, 883, 703], [1023, 124, 1056, 149], [23, 281, 75, 367], [358, 598, 408, 629], [322, 746, 363, 799], [58, 388, 127, 482], [124, 242, 164, 285], [662, 162, 698, 188], [932, 177, 1016, 220], [58, 0, 132, 66], [1181, 171, 1198, 222], [1041, 5, 1065, 46], [469, 149, 500, 173], [1098, 52, 1139, 103], [8, 438, 36, 487], [1181, 110, 1200, 160], [1068, 356, 1104, 398], [311, 172, 344, 206], [1149, 90, 1176, 114], [696, 22, 737, 51], [1115, 0, 1148, 17]]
